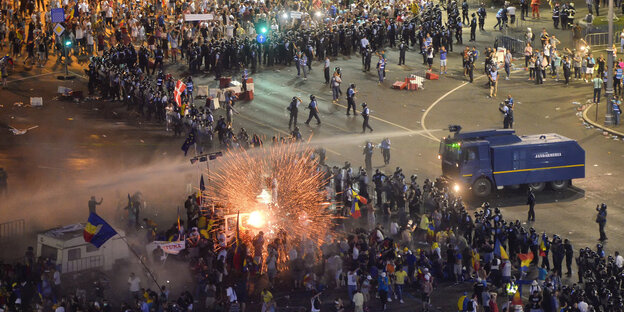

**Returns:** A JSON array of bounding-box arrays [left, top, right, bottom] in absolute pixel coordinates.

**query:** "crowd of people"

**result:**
[[4, 0, 624, 310], [2, 156, 624, 312]]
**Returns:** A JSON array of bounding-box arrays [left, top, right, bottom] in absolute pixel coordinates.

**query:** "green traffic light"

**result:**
[[65, 41, 72, 47], [260, 27, 267, 34]]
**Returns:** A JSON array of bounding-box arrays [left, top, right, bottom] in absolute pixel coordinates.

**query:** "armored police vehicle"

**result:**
[[439, 126, 585, 197]]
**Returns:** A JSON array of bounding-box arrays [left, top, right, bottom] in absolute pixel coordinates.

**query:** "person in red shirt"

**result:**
[[489, 292, 499, 312]]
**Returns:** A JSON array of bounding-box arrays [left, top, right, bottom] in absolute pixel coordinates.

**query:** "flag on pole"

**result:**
[[350, 190, 367, 219], [518, 251, 534, 271], [83, 213, 118, 248], [494, 239, 509, 260], [471, 249, 481, 271], [174, 80, 186, 107], [539, 239, 547, 257], [177, 206, 181, 238], [235, 211, 240, 247], [197, 175, 205, 206]]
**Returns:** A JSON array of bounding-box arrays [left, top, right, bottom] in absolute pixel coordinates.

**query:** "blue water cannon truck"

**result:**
[[438, 125, 585, 197]]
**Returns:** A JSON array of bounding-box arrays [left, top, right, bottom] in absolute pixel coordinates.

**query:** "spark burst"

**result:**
[[205, 143, 335, 246]]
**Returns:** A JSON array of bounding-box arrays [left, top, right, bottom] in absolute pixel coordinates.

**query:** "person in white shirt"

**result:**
[[225, 23, 234, 38], [353, 289, 364, 312], [75, 25, 84, 55], [54, 302, 66, 312], [105, 6, 114, 26], [577, 300, 589, 312], [226, 285, 237, 303], [127, 272, 141, 299], [390, 221, 399, 236], [360, 37, 369, 52], [52, 267, 61, 299], [616, 251, 624, 268], [352, 245, 359, 260], [347, 268, 358, 301]]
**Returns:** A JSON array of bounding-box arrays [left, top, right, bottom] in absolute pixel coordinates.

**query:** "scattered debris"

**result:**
[[102, 134, 107, 138], [8, 125, 38, 135], [30, 97, 43, 107], [140, 139, 144, 143], [555, 107, 560, 111], [572, 101, 580, 105], [13, 102, 25, 107], [67, 117, 74, 121]]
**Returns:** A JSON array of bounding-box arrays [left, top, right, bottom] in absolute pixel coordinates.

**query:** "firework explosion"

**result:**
[[205, 143, 335, 247]]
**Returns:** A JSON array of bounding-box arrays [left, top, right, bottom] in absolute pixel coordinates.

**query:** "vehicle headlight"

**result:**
[[453, 184, 461, 192]]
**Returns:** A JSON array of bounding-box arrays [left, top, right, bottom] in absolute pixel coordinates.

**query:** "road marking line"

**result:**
[[321, 96, 438, 141], [7, 71, 63, 83], [420, 74, 487, 141], [69, 70, 89, 79]]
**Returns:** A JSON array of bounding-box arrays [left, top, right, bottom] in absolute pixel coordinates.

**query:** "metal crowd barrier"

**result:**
[[496, 36, 526, 55], [585, 32, 611, 47], [64, 255, 104, 273], [0, 219, 24, 241]]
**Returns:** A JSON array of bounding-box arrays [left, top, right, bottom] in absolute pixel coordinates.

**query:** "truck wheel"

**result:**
[[472, 178, 492, 197], [527, 182, 546, 192], [550, 180, 570, 191]]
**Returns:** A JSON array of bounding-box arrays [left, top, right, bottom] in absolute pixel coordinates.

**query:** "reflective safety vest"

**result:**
[[505, 282, 518, 296]]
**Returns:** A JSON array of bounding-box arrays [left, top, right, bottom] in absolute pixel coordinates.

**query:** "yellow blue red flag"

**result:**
[[494, 239, 509, 260], [518, 251, 534, 271], [350, 190, 367, 219], [83, 212, 118, 248]]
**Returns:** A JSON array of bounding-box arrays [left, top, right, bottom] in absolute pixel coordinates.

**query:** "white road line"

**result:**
[[68, 70, 88, 79], [7, 71, 63, 83], [311, 91, 439, 142], [420, 82, 468, 141], [421, 74, 487, 141]]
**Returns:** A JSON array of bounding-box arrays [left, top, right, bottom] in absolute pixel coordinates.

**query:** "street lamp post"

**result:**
[[605, 0, 615, 125]]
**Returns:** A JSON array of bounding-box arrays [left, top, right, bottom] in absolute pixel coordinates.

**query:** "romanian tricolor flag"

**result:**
[[471, 250, 480, 271], [83, 212, 118, 248], [518, 251, 534, 271], [494, 239, 509, 260], [350, 190, 367, 219], [539, 239, 547, 257]]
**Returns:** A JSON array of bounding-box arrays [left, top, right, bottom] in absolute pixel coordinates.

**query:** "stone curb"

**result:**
[[581, 102, 624, 138]]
